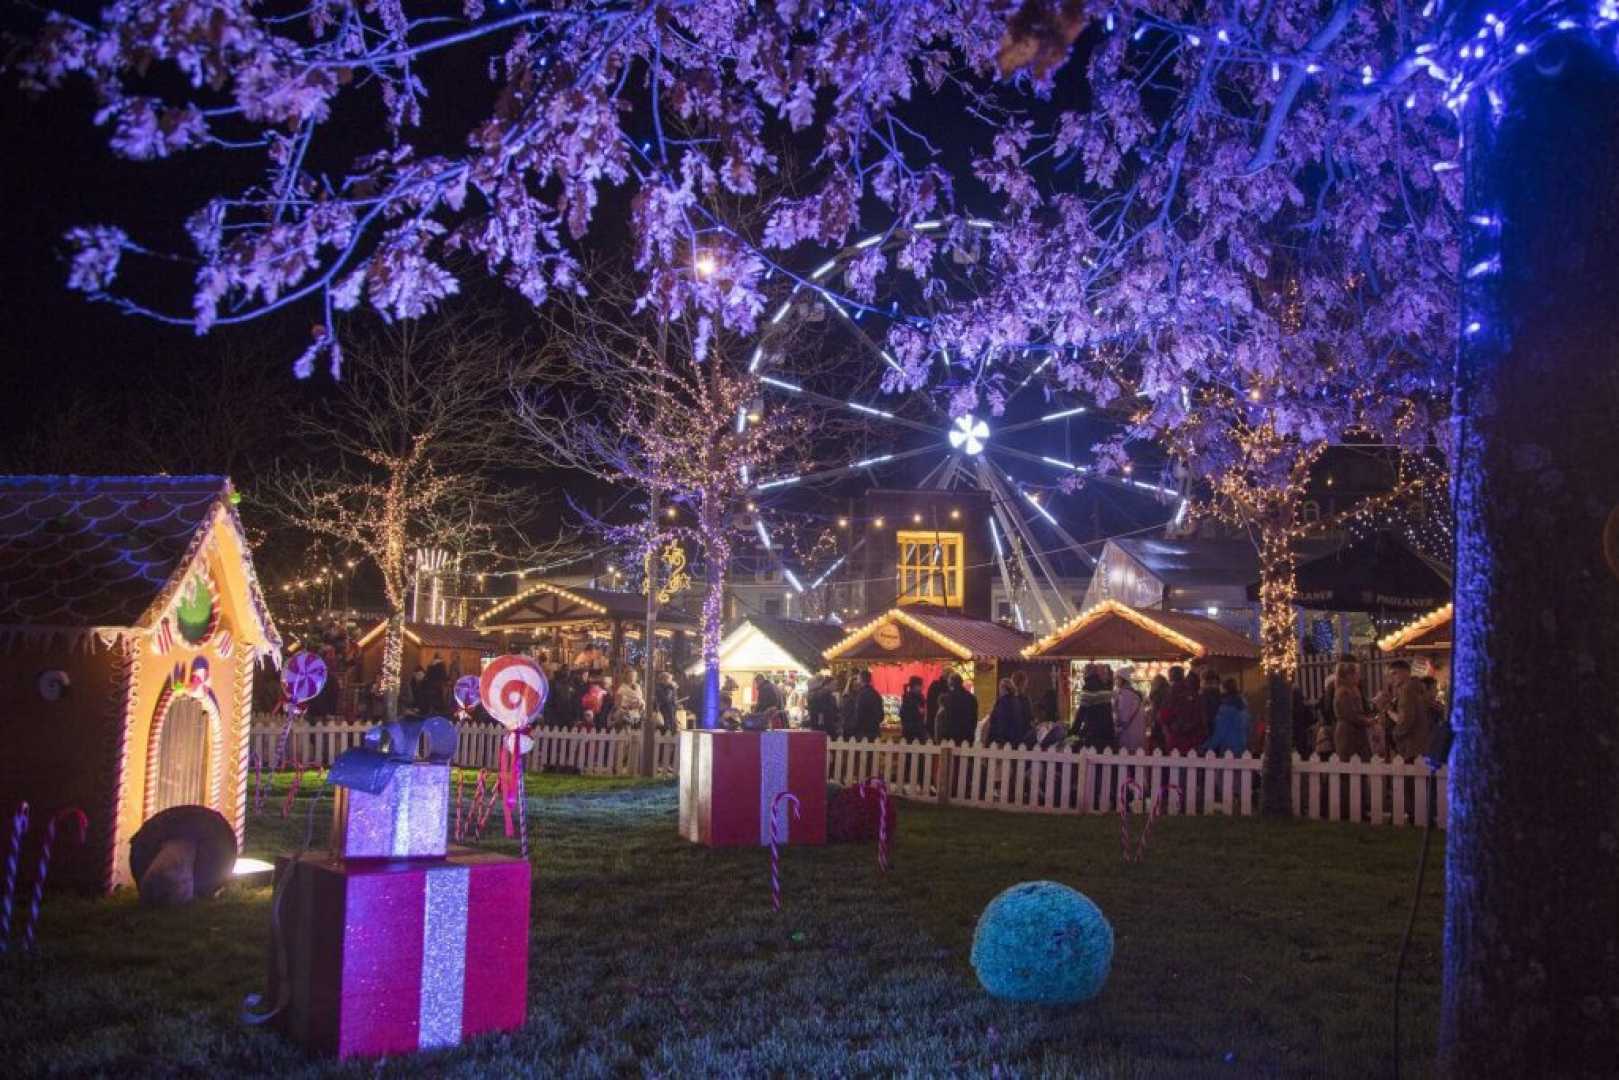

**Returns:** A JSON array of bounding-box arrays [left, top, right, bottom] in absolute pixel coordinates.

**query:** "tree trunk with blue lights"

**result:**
[[1440, 30, 1619, 1076]]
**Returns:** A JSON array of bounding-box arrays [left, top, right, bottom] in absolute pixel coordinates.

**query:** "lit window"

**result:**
[[896, 530, 965, 608]]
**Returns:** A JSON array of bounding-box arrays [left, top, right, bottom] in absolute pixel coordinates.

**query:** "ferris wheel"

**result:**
[[742, 218, 1190, 630]]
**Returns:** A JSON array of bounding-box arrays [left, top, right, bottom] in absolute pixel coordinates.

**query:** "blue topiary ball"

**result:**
[[970, 881, 1114, 1004]]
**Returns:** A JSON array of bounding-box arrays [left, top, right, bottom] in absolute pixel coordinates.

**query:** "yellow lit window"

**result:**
[[896, 530, 964, 607]]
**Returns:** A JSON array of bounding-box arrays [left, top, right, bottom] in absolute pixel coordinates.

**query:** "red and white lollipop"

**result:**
[[480, 655, 547, 753]]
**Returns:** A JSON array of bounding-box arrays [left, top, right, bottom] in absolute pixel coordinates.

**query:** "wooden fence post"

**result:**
[[937, 745, 953, 806]]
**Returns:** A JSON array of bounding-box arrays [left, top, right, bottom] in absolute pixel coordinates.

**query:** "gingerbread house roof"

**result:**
[[0, 476, 279, 651]]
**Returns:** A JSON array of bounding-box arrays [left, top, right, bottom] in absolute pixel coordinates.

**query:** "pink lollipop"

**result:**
[[281, 652, 327, 706]]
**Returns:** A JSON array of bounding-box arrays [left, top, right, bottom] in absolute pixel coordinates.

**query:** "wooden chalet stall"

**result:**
[[353, 620, 497, 693], [685, 614, 844, 710], [0, 476, 281, 892], [1377, 603, 1454, 691], [476, 579, 695, 674], [822, 606, 1035, 721], [1022, 600, 1262, 711]]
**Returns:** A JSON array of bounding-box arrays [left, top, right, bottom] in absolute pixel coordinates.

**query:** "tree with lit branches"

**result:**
[[15, 0, 1619, 1066], [516, 275, 811, 729], [267, 316, 538, 717]]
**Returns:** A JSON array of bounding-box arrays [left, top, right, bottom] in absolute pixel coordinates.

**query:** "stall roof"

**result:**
[[1022, 600, 1260, 662], [825, 606, 1032, 663], [685, 614, 845, 677], [355, 620, 498, 653], [477, 579, 697, 630], [1377, 603, 1454, 652]]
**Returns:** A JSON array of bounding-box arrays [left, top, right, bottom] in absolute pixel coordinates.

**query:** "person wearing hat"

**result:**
[[1113, 666, 1147, 751]]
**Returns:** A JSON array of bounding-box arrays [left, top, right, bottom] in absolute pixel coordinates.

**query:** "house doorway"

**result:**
[[153, 695, 211, 812]]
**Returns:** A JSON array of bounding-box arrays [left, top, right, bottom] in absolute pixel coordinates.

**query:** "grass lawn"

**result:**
[[0, 772, 1444, 1078]]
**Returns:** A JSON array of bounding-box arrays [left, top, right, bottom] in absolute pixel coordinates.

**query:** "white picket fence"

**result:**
[[250, 717, 1446, 828]]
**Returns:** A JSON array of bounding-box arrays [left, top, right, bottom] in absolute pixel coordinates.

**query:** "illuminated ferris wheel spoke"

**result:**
[[985, 516, 1024, 631], [978, 459, 1074, 623], [752, 443, 945, 493]]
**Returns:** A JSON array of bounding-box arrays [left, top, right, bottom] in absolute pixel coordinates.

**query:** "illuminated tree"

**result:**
[[516, 273, 810, 731], [266, 316, 532, 717]]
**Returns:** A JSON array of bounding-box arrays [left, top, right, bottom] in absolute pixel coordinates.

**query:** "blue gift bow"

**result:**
[[329, 716, 458, 794]]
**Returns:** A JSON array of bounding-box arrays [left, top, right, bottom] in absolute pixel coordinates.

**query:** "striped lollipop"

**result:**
[[280, 651, 327, 707], [453, 674, 481, 716], [478, 655, 547, 730]]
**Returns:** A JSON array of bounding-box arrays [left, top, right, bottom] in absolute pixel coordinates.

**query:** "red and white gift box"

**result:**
[[677, 729, 827, 847], [269, 848, 529, 1058]]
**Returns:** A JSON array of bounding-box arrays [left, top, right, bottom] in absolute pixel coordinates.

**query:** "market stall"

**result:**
[[476, 579, 696, 675], [1021, 600, 1262, 713], [684, 613, 844, 711], [822, 606, 1037, 722]]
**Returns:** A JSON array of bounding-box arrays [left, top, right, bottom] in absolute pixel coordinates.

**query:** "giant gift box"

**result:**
[[678, 729, 827, 847], [328, 717, 456, 860], [269, 849, 529, 1059]]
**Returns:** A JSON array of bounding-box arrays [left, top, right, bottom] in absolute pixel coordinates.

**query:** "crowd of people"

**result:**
[[1315, 657, 1444, 762], [537, 662, 683, 731]]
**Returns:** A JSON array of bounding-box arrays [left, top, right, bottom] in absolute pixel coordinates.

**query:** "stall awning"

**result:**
[[476, 579, 697, 632], [1021, 600, 1260, 662], [824, 606, 1031, 664], [355, 620, 498, 653], [1252, 532, 1451, 614], [1377, 603, 1453, 652]]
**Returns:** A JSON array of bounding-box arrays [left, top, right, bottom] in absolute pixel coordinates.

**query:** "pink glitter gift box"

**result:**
[[268, 849, 529, 1059], [677, 729, 827, 847]]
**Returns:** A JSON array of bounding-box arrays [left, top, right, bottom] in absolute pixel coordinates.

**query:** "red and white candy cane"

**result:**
[[858, 778, 891, 872], [1119, 778, 1183, 862], [768, 791, 802, 912], [0, 802, 28, 953], [21, 808, 87, 951]]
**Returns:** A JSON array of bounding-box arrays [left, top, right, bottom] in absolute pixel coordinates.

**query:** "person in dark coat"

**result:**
[[987, 678, 1029, 746], [421, 653, 449, 713], [805, 675, 839, 733], [655, 671, 679, 731], [838, 672, 860, 736], [1073, 666, 1116, 750], [925, 672, 950, 741], [1010, 671, 1037, 747], [941, 673, 978, 744], [1195, 663, 1223, 739], [898, 675, 927, 742], [852, 669, 885, 740], [1165, 669, 1209, 753], [752, 674, 783, 716]]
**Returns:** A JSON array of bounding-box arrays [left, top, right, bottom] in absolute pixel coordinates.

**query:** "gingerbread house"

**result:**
[[0, 477, 281, 892]]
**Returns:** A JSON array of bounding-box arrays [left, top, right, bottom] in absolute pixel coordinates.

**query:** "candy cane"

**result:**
[[1120, 778, 1182, 862], [21, 808, 87, 951], [472, 772, 497, 840], [769, 792, 802, 912], [858, 778, 891, 872], [0, 802, 28, 953], [454, 769, 467, 841]]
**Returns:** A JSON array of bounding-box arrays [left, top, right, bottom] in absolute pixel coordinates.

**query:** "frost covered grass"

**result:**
[[0, 774, 1443, 1077]]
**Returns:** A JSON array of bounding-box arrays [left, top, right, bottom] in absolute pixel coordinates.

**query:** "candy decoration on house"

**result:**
[[479, 656, 546, 855], [329, 717, 457, 860], [129, 805, 235, 907], [452, 675, 481, 721], [971, 881, 1114, 1005], [0, 803, 28, 953], [35, 670, 70, 702], [258, 712, 528, 1058], [678, 729, 827, 848]]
